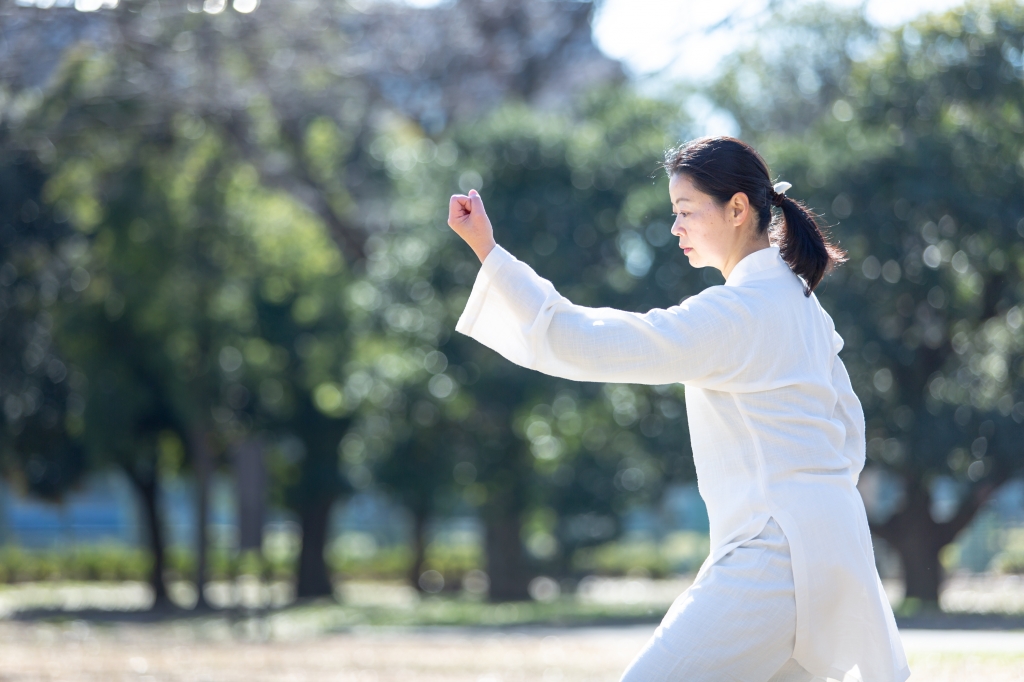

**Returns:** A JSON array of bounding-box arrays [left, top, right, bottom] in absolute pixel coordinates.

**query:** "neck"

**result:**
[[720, 235, 772, 280]]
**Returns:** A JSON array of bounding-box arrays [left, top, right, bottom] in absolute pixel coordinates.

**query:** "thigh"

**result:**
[[766, 658, 822, 682], [619, 518, 798, 682]]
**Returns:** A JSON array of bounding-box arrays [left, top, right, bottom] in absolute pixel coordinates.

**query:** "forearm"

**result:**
[[470, 238, 496, 264]]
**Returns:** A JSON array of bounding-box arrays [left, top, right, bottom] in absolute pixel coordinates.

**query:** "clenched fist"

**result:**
[[448, 189, 497, 264]]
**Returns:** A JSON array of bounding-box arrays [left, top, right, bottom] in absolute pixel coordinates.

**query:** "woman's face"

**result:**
[[669, 173, 756, 274]]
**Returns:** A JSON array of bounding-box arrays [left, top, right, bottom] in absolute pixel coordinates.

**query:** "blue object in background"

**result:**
[[0, 472, 139, 548]]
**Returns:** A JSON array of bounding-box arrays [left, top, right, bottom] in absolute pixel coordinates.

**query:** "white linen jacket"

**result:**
[[456, 244, 910, 682]]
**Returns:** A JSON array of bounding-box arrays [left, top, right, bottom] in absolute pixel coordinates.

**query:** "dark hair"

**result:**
[[663, 136, 846, 296]]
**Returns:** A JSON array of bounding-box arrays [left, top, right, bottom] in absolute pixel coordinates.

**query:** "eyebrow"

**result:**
[[673, 197, 693, 206]]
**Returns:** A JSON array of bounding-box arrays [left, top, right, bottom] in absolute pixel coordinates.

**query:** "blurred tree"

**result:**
[[357, 93, 698, 599], [1, 0, 374, 601], [45, 110, 360, 604], [368, 394, 461, 592], [711, 1, 1024, 606], [237, 218, 358, 598], [0, 141, 84, 506], [0, 0, 622, 593], [46, 108, 245, 609]]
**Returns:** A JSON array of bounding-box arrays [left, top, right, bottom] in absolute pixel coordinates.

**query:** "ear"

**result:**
[[728, 192, 751, 227]]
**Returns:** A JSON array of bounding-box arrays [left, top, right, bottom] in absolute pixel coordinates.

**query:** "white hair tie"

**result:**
[[771, 181, 792, 207]]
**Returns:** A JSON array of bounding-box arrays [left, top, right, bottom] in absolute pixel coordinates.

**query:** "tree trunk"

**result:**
[[190, 431, 213, 610], [485, 514, 531, 602], [408, 510, 429, 592], [885, 494, 945, 603], [872, 473, 1005, 607], [124, 466, 172, 610], [233, 439, 266, 552], [295, 498, 335, 599]]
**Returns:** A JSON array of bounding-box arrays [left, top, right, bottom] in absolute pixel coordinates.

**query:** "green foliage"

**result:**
[[992, 528, 1024, 574], [330, 546, 415, 581], [269, 594, 664, 629], [0, 147, 84, 500], [1, 0, 699, 600], [572, 531, 710, 578], [11, 0, 1024, 607], [327, 541, 482, 581], [702, 2, 1024, 601], [0, 545, 151, 583], [573, 541, 670, 578], [0, 539, 482, 585], [342, 93, 703, 593], [1, 0, 395, 598], [713, 1, 1024, 486]]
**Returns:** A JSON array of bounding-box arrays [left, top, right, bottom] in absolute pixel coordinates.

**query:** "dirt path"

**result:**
[[3, 623, 641, 682], [2, 622, 1024, 682]]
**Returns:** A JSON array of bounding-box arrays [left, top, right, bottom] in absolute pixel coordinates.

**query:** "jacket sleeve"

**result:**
[[829, 337, 867, 485], [455, 245, 747, 386]]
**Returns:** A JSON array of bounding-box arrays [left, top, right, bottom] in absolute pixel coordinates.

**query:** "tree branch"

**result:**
[[937, 472, 1009, 546]]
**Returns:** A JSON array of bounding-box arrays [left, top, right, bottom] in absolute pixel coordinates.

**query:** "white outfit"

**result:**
[[621, 517, 811, 681], [456, 244, 910, 682]]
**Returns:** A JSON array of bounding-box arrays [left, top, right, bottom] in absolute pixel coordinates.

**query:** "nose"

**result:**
[[670, 218, 683, 237]]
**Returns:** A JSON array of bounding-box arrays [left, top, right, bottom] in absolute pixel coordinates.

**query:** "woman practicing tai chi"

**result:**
[[447, 136, 909, 682]]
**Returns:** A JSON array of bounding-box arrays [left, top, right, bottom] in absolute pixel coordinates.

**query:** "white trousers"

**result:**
[[620, 517, 824, 682]]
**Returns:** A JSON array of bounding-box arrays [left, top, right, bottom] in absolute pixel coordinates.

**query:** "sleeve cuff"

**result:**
[[455, 244, 515, 336]]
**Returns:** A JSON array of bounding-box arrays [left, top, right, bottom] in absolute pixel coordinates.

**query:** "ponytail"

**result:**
[[664, 136, 847, 296], [775, 195, 847, 296]]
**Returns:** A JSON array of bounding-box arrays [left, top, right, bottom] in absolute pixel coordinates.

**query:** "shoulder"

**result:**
[[682, 279, 839, 344], [667, 285, 758, 330], [680, 280, 798, 316], [677, 284, 746, 309]]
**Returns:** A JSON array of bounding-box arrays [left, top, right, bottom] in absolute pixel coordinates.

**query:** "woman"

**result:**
[[447, 136, 909, 682]]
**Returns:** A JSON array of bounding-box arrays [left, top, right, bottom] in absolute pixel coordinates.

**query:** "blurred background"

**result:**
[[2, 0, 1024, 679]]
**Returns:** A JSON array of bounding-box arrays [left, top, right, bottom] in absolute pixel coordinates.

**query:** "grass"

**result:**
[[273, 596, 665, 632]]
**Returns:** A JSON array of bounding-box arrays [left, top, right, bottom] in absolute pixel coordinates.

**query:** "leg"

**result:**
[[619, 518, 798, 682], [766, 658, 821, 682]]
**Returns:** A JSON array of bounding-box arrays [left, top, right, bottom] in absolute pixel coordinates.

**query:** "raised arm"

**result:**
[[455, 244, 748, 386], [446, 190, 749, 386]]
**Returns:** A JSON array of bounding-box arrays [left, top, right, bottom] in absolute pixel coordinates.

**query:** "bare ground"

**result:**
[[1, 621, 1024, 682], [2, 578, 1024, 681]]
